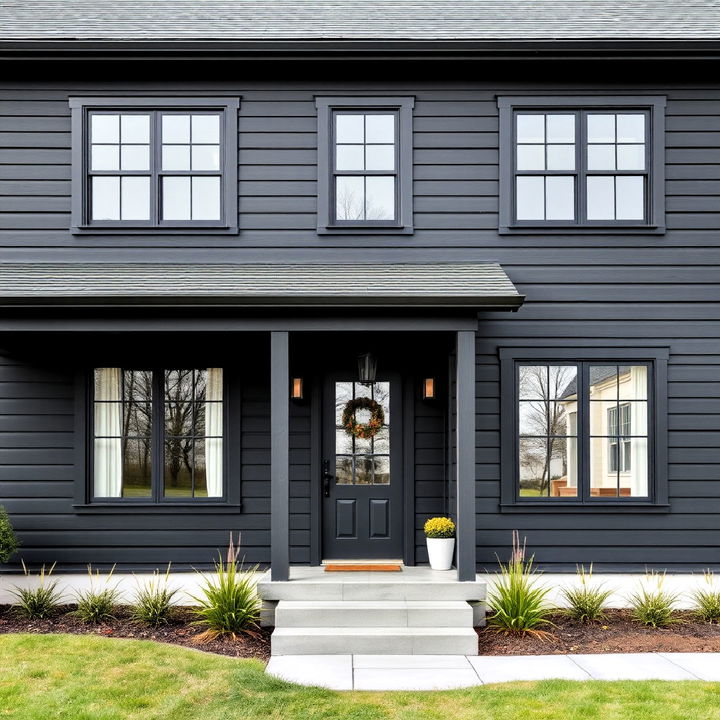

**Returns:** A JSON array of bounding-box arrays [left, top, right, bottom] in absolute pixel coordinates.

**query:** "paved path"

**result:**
[[266, 653, 720, 691]]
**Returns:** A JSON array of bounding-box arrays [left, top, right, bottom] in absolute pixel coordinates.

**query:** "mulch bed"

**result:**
[[0, 605, 271, 662], [478, 609, 720, 655]]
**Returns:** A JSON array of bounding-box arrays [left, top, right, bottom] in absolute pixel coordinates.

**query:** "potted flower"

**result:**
[[424, 517, 456, 571]]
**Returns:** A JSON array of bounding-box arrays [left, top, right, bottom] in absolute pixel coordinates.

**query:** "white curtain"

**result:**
[[631, 366, 649, 497], [94, 367, 123, 498], [205, 367, 224, 497]]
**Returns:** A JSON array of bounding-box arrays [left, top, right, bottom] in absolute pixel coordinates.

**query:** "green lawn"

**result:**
[[2, 634, 720, 720]]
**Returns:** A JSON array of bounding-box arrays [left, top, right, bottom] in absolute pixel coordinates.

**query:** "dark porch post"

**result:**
[[456, 330, 477, 581], [270, 331, 290, 581]]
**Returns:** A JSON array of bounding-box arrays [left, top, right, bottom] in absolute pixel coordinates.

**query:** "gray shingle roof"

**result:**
[[1, 0, 718, 42], [0, 262, 523, 308]]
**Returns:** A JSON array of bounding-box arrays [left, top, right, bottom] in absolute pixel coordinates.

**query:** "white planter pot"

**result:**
[[426, 537, 455, 571]]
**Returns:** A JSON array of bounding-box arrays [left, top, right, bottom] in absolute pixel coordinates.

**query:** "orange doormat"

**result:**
[[324, 564, 402, 572]]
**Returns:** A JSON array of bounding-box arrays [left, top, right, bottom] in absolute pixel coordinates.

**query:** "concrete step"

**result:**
[[258, 578, 486, 602], [271, 626, 479, 656], [274, 600, 473, 628]]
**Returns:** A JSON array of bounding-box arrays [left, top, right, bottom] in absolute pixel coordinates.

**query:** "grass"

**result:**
[[3, 634, 720, 720]]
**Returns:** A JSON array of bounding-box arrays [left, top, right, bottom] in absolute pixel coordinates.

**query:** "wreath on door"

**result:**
[[341, 397, 385, 439]]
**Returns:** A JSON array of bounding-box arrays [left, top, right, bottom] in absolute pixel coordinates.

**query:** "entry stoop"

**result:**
[[257, 567, 485, 656]]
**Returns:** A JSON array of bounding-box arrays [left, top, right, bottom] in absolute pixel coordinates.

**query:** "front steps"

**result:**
[[257, 567, 485, 656]]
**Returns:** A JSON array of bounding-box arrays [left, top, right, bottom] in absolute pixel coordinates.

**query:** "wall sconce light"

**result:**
[[422, 377, 436, 400], [290, 377, 304, 400], [357, 352, 378, 384]]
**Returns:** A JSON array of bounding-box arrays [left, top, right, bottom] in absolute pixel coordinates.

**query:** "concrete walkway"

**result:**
[[266, 652, 720, 691]]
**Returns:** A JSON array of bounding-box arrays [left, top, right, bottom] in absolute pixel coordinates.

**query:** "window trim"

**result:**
[[69, 96, 239, 234], [497, 96, 666, 234], [499, 346, 669, 512], [315, 96, 414, 234], [73, 367, 242, 511]]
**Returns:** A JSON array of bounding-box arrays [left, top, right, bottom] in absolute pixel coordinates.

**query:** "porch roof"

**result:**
[[0, 262, 524, 309]]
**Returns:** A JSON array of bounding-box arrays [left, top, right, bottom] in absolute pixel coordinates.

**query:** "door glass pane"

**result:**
[[335, 381, 390, 485]]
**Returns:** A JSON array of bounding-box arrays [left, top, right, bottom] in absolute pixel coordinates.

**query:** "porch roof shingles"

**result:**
[[0, 262, 524, 308], [1, 0, 718, 42]]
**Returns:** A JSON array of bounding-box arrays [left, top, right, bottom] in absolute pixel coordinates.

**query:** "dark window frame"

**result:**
[[315, 96, 414, 234], [73, 366, 241, 512], [69, 96, 240, 235], [499, 347, 669, 512], [498, 96, 666, 234]]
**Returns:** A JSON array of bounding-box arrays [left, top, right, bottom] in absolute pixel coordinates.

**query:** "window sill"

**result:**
[[317, 225, 414, 235], [500, 502, 670, 514], [71, 225, 238, 236], [73, 503, 242, 514], [499, 225, 665, 235]]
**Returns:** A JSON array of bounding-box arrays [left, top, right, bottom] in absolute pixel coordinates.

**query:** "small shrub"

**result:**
[[131, 564, 178, 627], [486, 530, 554, 637], [691, 570, 720, 624], [424, 517, 456, 539], [73, 565, 120, 624], [190, 535, 261, 642], [561, 564, 614, 624], [10, 561, 61, 619], [0, 505, 19, 564], [628, 571, 680, 628]]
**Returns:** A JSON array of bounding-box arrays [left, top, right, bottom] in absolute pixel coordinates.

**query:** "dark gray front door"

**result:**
[[322, 376, 403, 559]]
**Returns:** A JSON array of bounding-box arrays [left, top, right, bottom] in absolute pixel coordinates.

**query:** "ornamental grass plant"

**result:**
[[190, 534, 262, 642], [73, 565, 120, 624], [628, 570, 680, 628], [561, 564, 614, 623], [423, 516, 456, 538], [486, 530, 554, 637], [10, 561, 62, 619], [130, 564, 178, 627], [691, 570, 720, 624]]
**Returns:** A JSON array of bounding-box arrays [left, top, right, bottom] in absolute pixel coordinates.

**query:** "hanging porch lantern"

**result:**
[[357, 352, 378, 384]]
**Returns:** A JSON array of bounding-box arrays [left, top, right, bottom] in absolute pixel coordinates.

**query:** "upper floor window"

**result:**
[[498, 96, 666, 233], [70, 97, 239, 233], [316, 97, 414, 234]]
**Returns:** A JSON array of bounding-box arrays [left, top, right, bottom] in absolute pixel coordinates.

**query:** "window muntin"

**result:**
[[512, 109, 650, 226], [93, 368, 224, 501], [88, 110, 222, 225], [515, 362, 650, 501], [333, 111, 398, 223]]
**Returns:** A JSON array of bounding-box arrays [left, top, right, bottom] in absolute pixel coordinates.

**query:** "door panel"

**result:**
[[322, 376, 403, 559]]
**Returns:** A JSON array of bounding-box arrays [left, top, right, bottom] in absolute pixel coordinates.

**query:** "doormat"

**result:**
[[324, 564, 402, 572]]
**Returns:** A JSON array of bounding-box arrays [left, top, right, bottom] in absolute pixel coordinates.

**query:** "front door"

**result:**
[[322, 376, 403, 559]]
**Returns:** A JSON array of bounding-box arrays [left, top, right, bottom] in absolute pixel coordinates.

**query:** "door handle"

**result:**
[[322, 459, 333, 497]]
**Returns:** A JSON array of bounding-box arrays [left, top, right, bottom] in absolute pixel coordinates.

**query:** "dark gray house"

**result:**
[[0, 0, 718, 591]]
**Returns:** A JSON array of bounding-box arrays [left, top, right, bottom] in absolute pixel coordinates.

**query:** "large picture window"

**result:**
[[500, 349, 668, 508], [92, 368, 224, 501], [70, 97, 239, 233], [498, 96, 666, 233]]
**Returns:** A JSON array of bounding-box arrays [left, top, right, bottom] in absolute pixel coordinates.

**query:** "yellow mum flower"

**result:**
[[424, 517, 455, 539]]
